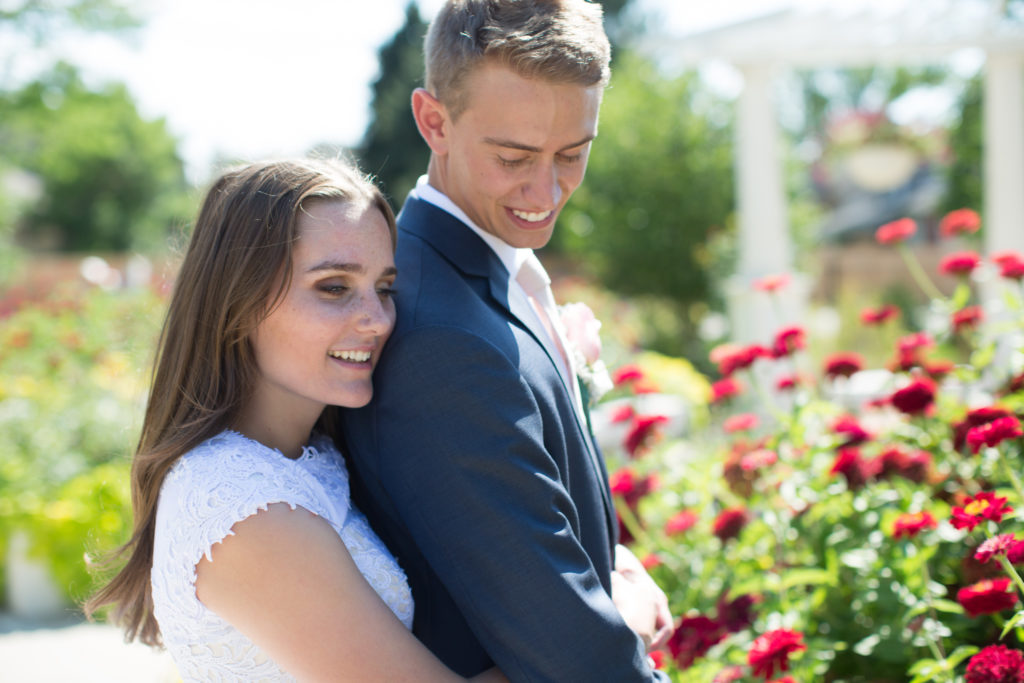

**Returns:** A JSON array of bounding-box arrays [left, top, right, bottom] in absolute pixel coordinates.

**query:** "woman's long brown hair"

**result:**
[[84, 158, 396, 645]]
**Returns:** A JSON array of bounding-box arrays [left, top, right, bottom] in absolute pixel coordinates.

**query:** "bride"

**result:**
[[86, 158, 506, 682]]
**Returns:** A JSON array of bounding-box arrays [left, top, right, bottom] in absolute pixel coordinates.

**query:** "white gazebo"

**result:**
[[648, 0, 1024, 341]]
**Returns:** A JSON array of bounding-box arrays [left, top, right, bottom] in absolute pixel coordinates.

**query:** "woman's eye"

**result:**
[[377, 286, 397, 299], [318, 283, 348, 296]]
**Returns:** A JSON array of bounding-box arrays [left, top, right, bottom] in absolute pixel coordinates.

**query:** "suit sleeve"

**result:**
[[367, 324, 664, 682]]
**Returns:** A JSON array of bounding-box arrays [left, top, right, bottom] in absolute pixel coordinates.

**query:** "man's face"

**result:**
[[432, 62, 602, 250]]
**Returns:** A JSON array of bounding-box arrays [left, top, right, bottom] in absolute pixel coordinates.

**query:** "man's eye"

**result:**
[[498, 156, 527, 168]]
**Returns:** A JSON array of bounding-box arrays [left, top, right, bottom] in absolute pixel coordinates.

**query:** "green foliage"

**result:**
[[554, 52, 733, 357], [1, 63, 191, 251], [943, 75, 982, 216], [0, 282, 163, 606], [358, 2, 430, 208]]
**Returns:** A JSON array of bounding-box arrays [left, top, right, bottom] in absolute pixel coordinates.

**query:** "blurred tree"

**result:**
[[1, 63, 189, 251], [943, 73, 981, 215], [554, 52, 734, 356]]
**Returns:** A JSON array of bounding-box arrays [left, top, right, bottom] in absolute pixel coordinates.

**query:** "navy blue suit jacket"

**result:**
[[342, 196, 664, 682]]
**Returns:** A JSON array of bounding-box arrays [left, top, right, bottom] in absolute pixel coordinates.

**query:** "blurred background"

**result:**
[[0, 0, 1021, 679]]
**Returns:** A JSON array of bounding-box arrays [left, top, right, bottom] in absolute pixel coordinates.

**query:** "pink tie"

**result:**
[[516, 254, 573, 385]]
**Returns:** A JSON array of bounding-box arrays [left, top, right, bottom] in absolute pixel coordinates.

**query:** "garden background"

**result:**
[[2, 1, 1024, 681]]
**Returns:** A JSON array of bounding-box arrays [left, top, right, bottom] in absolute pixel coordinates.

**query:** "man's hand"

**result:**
[[611, 544, 674, 652]]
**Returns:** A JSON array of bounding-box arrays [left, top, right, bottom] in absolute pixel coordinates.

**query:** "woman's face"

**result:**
[[249, 198, 396, 423]]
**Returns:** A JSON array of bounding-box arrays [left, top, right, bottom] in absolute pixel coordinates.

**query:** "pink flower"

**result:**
[[975, 534, 1019, 564], [775, 374, 800, 391], [559, 302, 602, 365], [897, 331, 933, 354], [753, 273, 791, 292], [939, 250, 982, 277], [711, 377, 744, 403], [832, 414, 872, 447], [860, 304, 900, 325], [712, 343, 770, 377], [876, 217, 917, 244], [723, 413, 759, 433], [966, 416, 1023, 454], [748, 628, 806, 678], [889, 377, 936, 415], [610, 404, 635, 423], [965, 644, 1024, 683], [824, 352, 864, 379], [953, 306, 984, 332], [665, 510, 699, 536], [992, 250, 1024, 281], [939, 208, 981, 238], [740, 448, 777, 472], [957, 577, 1018, 617], [892, 511, 937, 539], [951, 492, 1013, 531], [771, 325, 806, 358]]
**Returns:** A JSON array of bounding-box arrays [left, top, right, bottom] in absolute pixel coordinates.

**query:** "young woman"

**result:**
[[86, 158, 505, 682]]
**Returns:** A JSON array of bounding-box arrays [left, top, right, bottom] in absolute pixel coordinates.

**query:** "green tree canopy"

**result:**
[[2, 63, 189, 251]]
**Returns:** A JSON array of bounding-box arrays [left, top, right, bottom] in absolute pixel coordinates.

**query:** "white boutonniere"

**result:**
[[558, 302, 614, 406]]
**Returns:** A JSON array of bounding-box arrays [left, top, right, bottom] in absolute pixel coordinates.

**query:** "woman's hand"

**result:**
[[611, 544, 674, 652]]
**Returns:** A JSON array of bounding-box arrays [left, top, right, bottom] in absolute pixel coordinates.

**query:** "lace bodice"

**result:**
[[151, 430, 413, 682]]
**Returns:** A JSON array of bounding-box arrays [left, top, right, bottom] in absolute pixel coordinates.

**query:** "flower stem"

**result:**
[[898, 244, 945, 301], [997, 554, 1024, 598], [1000, 454, 1024, 503], [919, 559, 949, 663]]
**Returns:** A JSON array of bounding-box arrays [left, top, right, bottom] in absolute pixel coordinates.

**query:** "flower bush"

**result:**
[[599, 209, 1024, 681], [0, 277, 163, 605]]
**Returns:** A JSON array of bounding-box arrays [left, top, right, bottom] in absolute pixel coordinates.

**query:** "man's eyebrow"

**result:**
[[482, 134, 595, 154]]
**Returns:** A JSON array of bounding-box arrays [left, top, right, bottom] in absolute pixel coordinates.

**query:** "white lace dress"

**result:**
[[151, 430, 414, 682]]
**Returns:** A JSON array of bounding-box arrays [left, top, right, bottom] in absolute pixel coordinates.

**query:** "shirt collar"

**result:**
[[412, 175, 532, 280]]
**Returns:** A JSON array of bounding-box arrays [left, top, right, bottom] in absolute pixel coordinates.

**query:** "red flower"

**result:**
[[965, 644, 1024, 683], [717, 593, 759, 632], [967, 416, 1023, 453], [892, 511, 937, 539], [608, 468, 658, 508], [832, 414, 872, 447], [624, 414, 670, 458], [860, 304, 900, 325], [711, 377, 744, 403], [775, 374, 800, 391], [876, 446, 931, 484], [713, 666, 746, 683], [925, 359, 955, 380], [648, 650, 665, 670], [665, 510, 699, 536], [975, 534, 1019, 564], [771, 326, 806, 358], [951, 492, 1014, 531], [712, 343, 770, 377], [939, 250, 982, 277], [612, 364, 645, 386], [939, 208, 981, 238], [898, 331, 934, 354], [876, 217, 917, 244], [748, 628, 806, 678], [954, 406, 1015, 452], [824, 352, 864, 379], [641, 553, 663, 570], [753, 273, 791, 292], [889, 377, 936, 415], [713, 507, 749, 541], [1010, 540, 1024, 564], [993, 250, 1024, 281], [724, 413, 759, 433], [668, 615, 727, 668], [610, 404, 636, 423], [953, 306, 984, 332], [830, 447, 878, 490], [957, 577, 1018, 617]]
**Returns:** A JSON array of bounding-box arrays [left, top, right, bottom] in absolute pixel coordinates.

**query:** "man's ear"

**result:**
[[411, 88, 450, 156]]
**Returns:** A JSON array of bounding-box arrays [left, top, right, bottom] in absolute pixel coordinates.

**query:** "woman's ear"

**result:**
[[411, 88, 450, 156]]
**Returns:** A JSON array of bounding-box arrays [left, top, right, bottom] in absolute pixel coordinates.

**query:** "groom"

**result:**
[[343, 1, 671, 680]]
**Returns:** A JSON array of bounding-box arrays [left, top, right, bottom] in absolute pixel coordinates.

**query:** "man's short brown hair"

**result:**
[[424, 0, 611, 120]]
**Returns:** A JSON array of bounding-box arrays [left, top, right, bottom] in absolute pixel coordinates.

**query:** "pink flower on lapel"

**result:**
[[559, 302, 602, 365]]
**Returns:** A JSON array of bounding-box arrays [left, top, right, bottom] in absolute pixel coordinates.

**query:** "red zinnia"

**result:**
[[939, 208, 981, 238], [624, 414, 670, 458], [608, 468, 658, 508], [712, 343, 770, 377], [665, 510, 699, 536], [957, 577, 1018, 617], [775, 374, 800, 391], [740, 448, 777, 472], [993, 250, 1024, 281], [889, 377, 936, 415], [975, 534, 1019, 564], [824, 352, 864, 379], [876, 446, 931, 484], [965, 644, 1024, 683], [771, 325, 806, 358], [953, 306, 984, 332], [711, 377, 744, 403], [951, 492, 1014, 531], [830, 447, 878, 490], [668, 615, 727, 668], [723, 413, 759, 433], [748, 628, 806, 678], [925, 359, 955, 380], [897, 331, 933, 354], [876, 217, 917, 244], [612, 364, 645, 386], [954, 406, 1015, 452], [860, 304, 900, 325], [610, 404, 635, 423], [753, 273, 791, 292], [939, 250, 982, 277], [717, 593, 759, 633], [892, 511, 937, 539], [713, 507, 749, 541], [966, 416, 1023, 454], [832, 414, 872, 447]]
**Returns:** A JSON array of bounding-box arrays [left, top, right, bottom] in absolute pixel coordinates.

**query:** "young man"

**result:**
[[343, 2, 671, 680]]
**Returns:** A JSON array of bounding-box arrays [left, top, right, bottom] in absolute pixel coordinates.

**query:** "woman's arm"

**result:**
[[195, 503, 506, 682]]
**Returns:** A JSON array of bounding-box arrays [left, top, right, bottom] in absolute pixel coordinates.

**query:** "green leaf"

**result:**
[[1000, 609, 1024, 639]]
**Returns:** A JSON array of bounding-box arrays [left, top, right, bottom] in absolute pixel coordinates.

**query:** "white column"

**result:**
[[726, 63, 804, 344], [983, 52, 1024, 256]]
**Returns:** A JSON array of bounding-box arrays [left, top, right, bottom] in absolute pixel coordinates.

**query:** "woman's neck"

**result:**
[[233, 392, 323, 460]]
